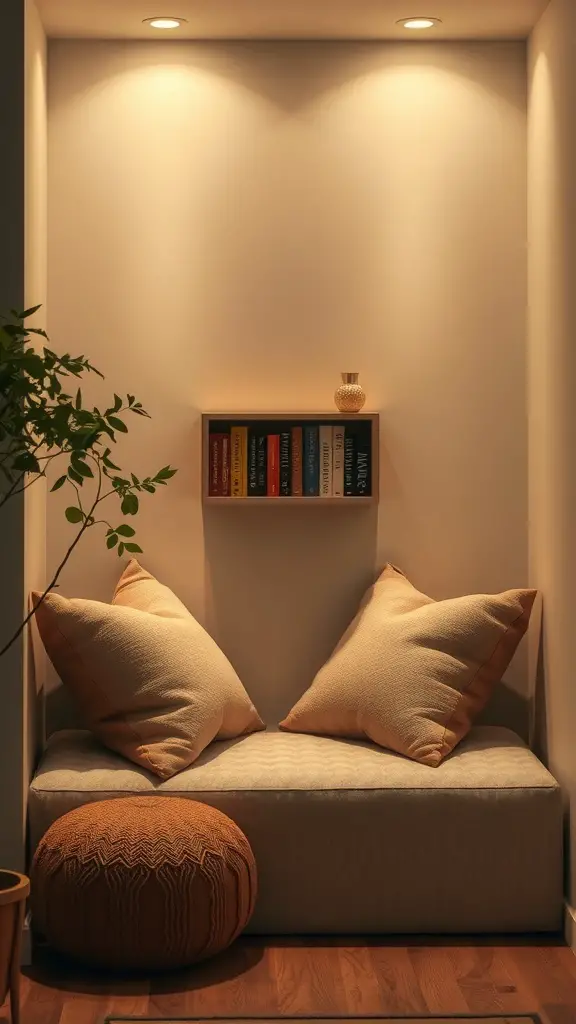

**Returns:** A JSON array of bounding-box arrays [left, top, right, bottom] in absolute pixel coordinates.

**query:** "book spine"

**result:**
[[354, 424, 371, 496], [303, 425, 320, 496], [247, 429, 258, 496], [332, 425, 345, 497], [231, 426, 248, 497], [241, 426, 248, 496], [291, 426, 303, 497], [208, 433, 224, 496], [221, 433, 231, 496], [267, 435, 280, 496], [319, 425, 333, 497], [256, 433, 267, 496], [279, 431, 291, 496], [344, 431, 355, 496]]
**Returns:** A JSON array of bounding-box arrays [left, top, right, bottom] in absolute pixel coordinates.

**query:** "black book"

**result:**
[[344, 431, 355, 496], [279, 430, 292, 496], [254, 431, 267, 496], [247, 430, 258, 496], [354, 423, 371, 496]]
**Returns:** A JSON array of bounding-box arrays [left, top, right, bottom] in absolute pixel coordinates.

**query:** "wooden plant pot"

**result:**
[[0, 871, 29, 1024]]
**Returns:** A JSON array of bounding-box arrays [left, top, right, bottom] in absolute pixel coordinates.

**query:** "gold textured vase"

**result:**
[[334, 372, 366, 413]]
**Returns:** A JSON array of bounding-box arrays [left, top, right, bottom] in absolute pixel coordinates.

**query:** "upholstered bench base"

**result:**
[[29, 726, 563, 935]]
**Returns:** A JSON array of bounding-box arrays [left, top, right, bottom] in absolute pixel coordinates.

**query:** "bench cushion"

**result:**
[[29, 726, 563, 934]]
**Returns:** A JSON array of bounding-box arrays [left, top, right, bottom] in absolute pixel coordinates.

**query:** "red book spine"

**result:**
[[267, 435, 280, 496], [291, 426, 303, 496], [220, 433, 231, 496], [209, 434, 225, 496]]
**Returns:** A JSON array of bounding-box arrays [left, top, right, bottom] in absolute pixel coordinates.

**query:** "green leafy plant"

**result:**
[[0, 305, 177, 657]]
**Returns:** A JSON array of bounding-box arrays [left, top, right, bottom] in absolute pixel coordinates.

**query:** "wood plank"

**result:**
[[339, 945, 382, 1014], [19, 969, 63, 1024], [449, 945, 498, 1013], [150, 940, 280, 1019], [503, 945, 576, 1024], [270, 941, 347, 1015], [57, 994, 107, 1024], [369, 946, 428, 1015], [103, 977, 150, 1021], [408, 946, 470, 1015]]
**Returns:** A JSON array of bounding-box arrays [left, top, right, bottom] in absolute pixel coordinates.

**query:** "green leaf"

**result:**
[[118, 542, 125, 557], [127, 395, 135, 406], [113, 394, 122, 412], [75, 388, 82, 410], [22, 353, 45, 380], [107, 415, 128, 433], [106, 534, 118, 549], [141, 482, 156, 494], [20, 304, 42, 319], [71, 456, 93, 478], [65, 506, 84, 523], [121, 493, 139, 515], [51, 475, 67, 492], [155, 465, 177, 481], [116, 524, 136, 537], [124, 543, 143, 554], [68, 467, 84, 486], [13, 452, 40, 473]]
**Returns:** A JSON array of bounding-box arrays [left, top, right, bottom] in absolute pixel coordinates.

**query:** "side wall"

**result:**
[[0, 0, 47, 870], [24, 0, 48, 798], [0, 0, 27, 872], [46, 40, 529, 728], [528, 0, 576, 928]]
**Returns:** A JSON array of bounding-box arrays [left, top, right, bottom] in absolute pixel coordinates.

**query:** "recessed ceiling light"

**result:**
[[143, 16, 186, 29], [397, 17, 442, 30]]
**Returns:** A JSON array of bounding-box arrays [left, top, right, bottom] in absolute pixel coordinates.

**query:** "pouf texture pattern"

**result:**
[[31, 796, 257, 969]]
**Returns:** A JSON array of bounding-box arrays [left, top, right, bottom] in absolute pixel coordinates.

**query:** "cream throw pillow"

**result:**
[[280, 564, 536, 766], [33, 560, 264, 779]]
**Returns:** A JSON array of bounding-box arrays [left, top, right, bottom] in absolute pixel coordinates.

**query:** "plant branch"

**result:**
[[0, 476, 103, 659]]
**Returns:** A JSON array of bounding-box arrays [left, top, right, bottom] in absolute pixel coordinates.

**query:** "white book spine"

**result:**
[[332, 426, 345, 497], [319, 425, 333, 497]]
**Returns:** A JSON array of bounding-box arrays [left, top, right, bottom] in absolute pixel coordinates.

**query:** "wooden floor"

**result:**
[[11, 937, 576, 1024]]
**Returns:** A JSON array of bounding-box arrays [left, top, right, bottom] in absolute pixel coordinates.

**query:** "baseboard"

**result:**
[[21, 912, 31, 967], [565, 901, 576, 953]]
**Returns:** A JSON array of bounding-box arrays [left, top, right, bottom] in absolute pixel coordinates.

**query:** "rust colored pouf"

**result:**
[[31, 796, 257, 970]]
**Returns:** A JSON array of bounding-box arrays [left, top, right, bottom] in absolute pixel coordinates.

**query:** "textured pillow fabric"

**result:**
[[33, 560, 264, 779], [280, 564, 536, 766]]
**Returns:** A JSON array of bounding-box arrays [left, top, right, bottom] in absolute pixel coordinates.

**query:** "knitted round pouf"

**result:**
[[31, 797, 257, 970]]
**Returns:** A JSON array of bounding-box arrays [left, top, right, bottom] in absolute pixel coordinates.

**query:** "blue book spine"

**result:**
[[303, 425, 320, 496]]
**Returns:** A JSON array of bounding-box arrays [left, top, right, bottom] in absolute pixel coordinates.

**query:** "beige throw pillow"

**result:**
[[280, 564, 536, 766], [33, 560, 264, 779]]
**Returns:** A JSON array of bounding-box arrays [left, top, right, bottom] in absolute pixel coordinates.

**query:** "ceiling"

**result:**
[[38, 0, 550, 41]]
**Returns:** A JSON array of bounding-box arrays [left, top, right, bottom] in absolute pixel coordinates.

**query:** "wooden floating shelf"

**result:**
[[202, 412, 379, 506], [204, 496, 375, 507]]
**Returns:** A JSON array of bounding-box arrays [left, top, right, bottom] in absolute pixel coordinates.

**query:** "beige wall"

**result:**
[[47, 39, 529, 728], [529, 0, 576, 909]]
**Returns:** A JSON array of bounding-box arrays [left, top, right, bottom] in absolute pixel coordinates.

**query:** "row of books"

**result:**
[[208, 423, 372, 497]]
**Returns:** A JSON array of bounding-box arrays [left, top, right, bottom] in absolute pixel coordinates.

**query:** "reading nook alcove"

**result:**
[[3, 0, 576, 1018]]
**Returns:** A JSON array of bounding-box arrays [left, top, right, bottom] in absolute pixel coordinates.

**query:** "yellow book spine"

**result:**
[[230, 426, 248, 497]]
